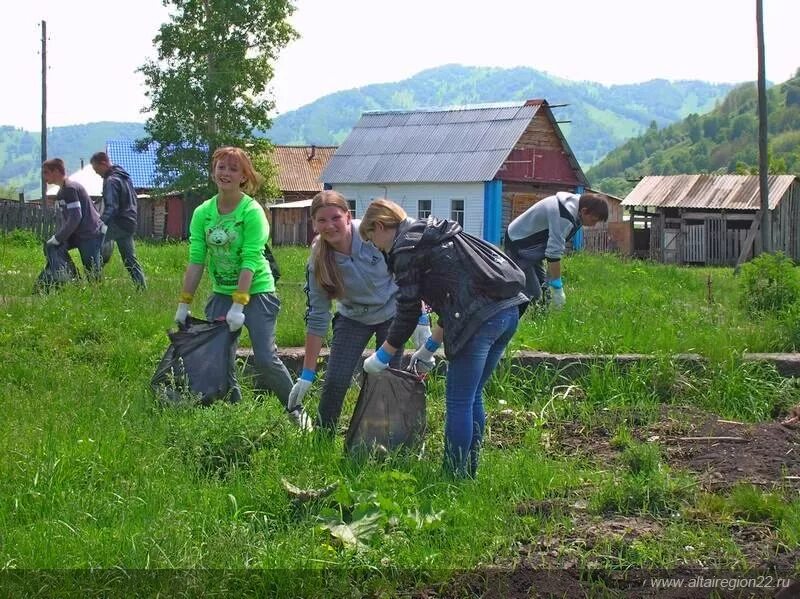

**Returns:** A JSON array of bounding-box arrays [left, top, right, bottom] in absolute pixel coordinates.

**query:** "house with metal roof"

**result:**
[[622, 174, 800, 265], [321, 100, 589, 244]]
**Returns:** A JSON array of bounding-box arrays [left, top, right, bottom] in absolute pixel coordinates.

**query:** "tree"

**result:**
[[138, 0, 297, 198]]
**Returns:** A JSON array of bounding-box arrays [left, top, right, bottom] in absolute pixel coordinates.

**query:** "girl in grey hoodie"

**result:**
[[288, 191, 429, 430]]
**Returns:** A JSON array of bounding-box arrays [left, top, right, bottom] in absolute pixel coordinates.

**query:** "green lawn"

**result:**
[[1, 234, 798, 595]]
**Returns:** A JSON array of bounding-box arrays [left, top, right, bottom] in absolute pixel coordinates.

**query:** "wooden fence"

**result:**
[[0, 200, 57, 238]]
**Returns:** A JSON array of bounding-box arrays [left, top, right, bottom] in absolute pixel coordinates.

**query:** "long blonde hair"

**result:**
[[358, 199, 407, 241], [310, 190, 351, 299]]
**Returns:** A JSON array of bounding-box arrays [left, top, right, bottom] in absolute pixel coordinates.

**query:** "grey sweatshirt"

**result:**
[[304, 220, 398, 337], [506, 191, 581, 262]]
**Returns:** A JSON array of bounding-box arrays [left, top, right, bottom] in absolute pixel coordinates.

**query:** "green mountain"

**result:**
[[0, 122, 145, 199], [588, 70, 800, 197], [266, 64, 733, 166], [0, 65, 733, 198]]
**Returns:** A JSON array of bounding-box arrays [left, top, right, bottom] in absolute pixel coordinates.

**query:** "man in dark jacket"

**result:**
[[90, 152, 147, 288], [42, 158, 105, 282]]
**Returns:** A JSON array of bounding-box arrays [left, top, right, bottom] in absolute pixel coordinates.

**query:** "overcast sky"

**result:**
[[1, 0, 798, 132]]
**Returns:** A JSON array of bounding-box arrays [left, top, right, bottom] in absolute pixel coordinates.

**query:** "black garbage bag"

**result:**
[[345, 368, 426, 455], [33, 242, 80, 293], [151, 315, 242, 406], [101, 239, 114, 265]]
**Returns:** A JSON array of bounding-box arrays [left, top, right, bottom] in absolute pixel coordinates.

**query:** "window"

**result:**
[[347, 200, 356, 218], [418, 199, 431, 219], [450, 199, 464, 226]]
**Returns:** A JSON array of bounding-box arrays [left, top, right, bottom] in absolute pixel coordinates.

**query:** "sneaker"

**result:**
[[288, 407, 314, 431]]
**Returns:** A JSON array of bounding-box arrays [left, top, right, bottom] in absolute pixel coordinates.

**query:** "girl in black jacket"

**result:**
[[360, 199, 527, 478]]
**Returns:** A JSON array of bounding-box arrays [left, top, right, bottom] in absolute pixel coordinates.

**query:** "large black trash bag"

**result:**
[[101, 239, 114, 265], [151, 315, 242, 406], [345, 368, 426, 455], [33, 242, 80, 293]]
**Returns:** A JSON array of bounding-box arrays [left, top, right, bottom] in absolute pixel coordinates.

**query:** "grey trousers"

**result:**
[[506, 243, 547, 302], [206, 292, 293, 408], [317, 314, 403, 430]]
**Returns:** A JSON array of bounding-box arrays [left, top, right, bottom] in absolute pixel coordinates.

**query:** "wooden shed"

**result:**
[[271, 145, 336, 203], [269, 199, 313, 246], [622, 175, 800, 265]]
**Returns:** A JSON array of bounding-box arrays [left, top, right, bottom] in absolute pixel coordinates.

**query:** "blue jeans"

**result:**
[[70, 236, 104, 282], [444, 305, 519, 478]]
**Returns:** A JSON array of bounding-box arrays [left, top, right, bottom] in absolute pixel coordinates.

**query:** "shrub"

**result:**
[[739, 252, 800, 314]]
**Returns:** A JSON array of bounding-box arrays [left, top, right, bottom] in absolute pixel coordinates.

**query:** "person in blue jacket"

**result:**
[[90, 152, 147, 288]]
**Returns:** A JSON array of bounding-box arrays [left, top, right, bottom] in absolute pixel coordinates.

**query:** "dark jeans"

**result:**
[[206, 292, 293, 408], [106, 224, 146, 288], [68, 236, 104, 282], [317, 314, 403, 430], [444, 305, 519, 478]]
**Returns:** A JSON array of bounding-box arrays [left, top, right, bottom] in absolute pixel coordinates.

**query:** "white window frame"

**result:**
[[450, 199, 464, 226], [418, 199, 432, 219], [346, 199, 356, 218]]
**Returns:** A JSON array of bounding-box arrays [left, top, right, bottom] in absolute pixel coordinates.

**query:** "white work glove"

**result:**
[[226, 302, 246, 332], [174, 302, 191, 325], [46, 235, 60, 246], [288, 369, 315, 412], [409, 337, 439, 375], [100, 222, 108, 235], [548, 278, 566, 309], [363, 347, 392, 374], [412, 323, 432, 350]]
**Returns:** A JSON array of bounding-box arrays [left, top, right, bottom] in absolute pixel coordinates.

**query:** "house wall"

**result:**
[[332, 183, 485, 238]]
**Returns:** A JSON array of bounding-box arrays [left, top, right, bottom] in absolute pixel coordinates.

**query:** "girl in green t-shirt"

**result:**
[[174, 146, 311, 429]]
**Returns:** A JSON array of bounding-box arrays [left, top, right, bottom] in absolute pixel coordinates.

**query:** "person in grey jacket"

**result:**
[[42, 158, 105, 282], [90, 152, 147, 288], [505, 191, 608, 308], [287, 190, 429, 430]]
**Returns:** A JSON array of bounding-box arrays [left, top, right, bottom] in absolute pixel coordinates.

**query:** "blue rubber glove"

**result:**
[[363, 346, 392, 374], [548, 278, 566, 308]]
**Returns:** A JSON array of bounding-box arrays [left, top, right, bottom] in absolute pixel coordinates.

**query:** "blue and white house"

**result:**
[[321, 99, 589, 244]]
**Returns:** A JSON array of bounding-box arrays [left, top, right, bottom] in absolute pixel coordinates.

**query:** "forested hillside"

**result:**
[[1, 64, 733, 198], [266, 64, 732, 167], [0, 122, 145, 199], [588, 70, 800, 197]]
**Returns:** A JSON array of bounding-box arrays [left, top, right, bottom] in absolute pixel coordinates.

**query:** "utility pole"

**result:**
[[756, 0, 770, 253], [41, 20, 47, 202]]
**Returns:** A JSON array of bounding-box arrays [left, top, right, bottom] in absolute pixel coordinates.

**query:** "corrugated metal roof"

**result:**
[[322, 102, 541, 184], [271, 145, 336, 193], [107, 139, 159, 189], [622, 175, 798, 210]]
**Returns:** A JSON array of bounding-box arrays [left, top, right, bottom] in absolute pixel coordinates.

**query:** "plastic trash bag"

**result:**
[[345, 368, 426, 455], [101, 240, 114, 265], [33, 242, 80, 293], [151, 315, 241, 406]]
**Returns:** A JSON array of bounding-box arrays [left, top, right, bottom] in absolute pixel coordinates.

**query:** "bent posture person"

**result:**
[[288, 191, 431, 431], [90, 152, 146, 288], [359, 200, 528, 478], [505, 191, 608, 308], [174, 146, 310, 428], [42, 158, 105, 281]]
